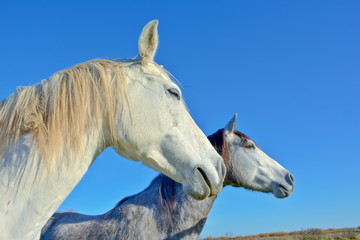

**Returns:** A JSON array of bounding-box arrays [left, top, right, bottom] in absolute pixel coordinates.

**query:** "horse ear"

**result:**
[[224, 113, 237, 132], [138, 20, 159, 61]]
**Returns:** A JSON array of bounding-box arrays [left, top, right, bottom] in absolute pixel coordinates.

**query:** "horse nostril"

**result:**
[[290, 173, 294, 183], [285, 172, 295, 185], [196, 167, 212, 192]]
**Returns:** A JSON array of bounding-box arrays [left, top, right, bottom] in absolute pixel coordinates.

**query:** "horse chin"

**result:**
[[182, 167, 217, 200], [272, 183, 293, 199], [183, 182, 210, 200]]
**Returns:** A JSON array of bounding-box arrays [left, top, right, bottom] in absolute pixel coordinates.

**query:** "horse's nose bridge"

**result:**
[[183, 120, 226, 188], [191, 131, 225, 174]]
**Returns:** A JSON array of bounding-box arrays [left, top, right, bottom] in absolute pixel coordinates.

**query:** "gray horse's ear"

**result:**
[[224, 113, 237, 132], [138, 20, 159, 61]]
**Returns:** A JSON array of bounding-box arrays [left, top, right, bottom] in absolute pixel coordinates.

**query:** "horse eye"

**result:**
[[245, 143, 255, 149], [167, 88, 180, 100]]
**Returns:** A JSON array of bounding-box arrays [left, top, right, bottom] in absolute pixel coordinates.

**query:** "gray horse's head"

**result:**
[[208, 114, 294, 198]]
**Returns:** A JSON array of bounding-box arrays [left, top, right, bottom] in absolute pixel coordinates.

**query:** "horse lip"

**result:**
[[196, 167, 213, 196], [277, 184, 291, 198], [278, 184, 287, 191]]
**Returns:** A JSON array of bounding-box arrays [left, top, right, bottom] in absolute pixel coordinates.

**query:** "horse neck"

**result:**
[[110, 174, 216, 239], [0, 130, 104, 240], [168, 180, 217, 239]]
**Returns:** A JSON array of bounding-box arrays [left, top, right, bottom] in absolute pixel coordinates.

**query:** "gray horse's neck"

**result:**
[[111, 174, 217, 239], [41, 174, 218, 240]]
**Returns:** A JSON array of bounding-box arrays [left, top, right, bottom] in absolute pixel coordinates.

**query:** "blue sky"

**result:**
[[1, 0, 359, 238]]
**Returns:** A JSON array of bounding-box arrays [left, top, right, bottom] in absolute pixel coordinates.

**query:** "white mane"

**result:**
[[0, 59, 140, 168]]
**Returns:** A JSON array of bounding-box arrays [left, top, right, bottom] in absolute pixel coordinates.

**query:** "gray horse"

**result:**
[[41, 114, 294, 240]]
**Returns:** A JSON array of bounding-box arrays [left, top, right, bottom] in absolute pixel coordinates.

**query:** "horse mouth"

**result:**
[[183, 164, 224, 200], [275, 184, 292, 198], [196, 167, 213, 196]]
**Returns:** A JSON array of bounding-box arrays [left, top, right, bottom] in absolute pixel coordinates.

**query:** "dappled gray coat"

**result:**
[[41, 174, 215, 240]]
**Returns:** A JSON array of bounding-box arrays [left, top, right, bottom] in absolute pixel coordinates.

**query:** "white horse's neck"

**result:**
[[0, 130, 104, 240]]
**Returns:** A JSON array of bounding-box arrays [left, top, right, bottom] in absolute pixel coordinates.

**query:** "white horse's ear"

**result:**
[[224, 113, 237, 132], [138, 20, 159, 61]]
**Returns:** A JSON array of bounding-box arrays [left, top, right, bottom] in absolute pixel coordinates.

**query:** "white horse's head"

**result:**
[[112, 20, 226, 200], [209, 114, 294, 198]]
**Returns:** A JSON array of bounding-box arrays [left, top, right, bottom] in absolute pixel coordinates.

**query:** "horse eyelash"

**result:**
[[167, 89, 180, 100]]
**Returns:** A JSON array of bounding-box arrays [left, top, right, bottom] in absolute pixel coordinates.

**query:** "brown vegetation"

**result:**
[[202, 227, 360, 240]]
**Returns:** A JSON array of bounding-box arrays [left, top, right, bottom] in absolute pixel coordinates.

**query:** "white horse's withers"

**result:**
[[0, 20, 225, 240]]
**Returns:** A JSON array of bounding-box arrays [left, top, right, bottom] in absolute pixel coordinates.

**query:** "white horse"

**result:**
[[40, 114, 295, 240], [0, 20, 225, 240]]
